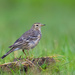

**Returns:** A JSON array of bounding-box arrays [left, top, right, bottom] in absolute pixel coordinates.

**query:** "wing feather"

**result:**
[[9, 30, 39, 48]]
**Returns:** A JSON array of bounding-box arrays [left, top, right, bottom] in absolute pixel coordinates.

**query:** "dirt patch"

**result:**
[[0, 57, 55, 72]]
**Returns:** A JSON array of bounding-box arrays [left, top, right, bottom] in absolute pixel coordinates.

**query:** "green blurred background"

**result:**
[[0, 0, 75, 74]]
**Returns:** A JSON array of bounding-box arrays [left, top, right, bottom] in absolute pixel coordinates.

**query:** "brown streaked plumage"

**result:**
[[1, 23, 45, 59]]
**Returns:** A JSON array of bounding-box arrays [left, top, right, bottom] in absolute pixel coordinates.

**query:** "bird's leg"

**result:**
[[18, 49, 26, 59], [27, 49, 31, 59], [26, 49, 34, 66], [27, 50, 29, 56], [18, 55, 22, 59], [22, 49, 26, 56]]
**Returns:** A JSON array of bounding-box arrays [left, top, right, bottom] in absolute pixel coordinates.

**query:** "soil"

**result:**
[[0, 57, 55, 72]]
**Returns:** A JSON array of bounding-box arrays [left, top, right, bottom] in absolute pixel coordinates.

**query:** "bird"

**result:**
[[1, 23, 45, 59]]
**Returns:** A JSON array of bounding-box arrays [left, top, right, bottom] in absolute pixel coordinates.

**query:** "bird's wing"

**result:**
[[9, 38, 24, 48], [9, 30, 39, 48], [25, 35, 38, 42]]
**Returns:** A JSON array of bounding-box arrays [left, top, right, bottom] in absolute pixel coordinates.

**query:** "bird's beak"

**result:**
[[41, 24, 45, 26]]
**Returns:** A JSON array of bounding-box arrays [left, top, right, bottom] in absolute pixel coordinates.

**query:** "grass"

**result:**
[[0, 0, 75, 75]]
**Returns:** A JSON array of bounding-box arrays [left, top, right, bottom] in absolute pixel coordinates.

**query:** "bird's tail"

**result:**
[[1, 48, 15, 59]]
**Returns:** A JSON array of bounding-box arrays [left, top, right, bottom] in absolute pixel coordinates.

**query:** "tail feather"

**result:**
[[9, 45, 13, 48], [1, 48, 15, 59]]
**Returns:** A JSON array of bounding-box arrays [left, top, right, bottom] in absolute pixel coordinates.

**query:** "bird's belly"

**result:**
[[28, 39, 40, 49]]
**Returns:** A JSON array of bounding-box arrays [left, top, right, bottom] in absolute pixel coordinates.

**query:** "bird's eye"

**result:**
[[36, 25, 38, 26]]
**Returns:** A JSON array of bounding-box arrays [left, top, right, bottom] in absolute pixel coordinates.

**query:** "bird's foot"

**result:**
[[26, 56, 31, 60]]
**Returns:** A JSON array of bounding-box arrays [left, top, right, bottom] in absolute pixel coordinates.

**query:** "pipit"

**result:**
[[1, 23, 45, 59]]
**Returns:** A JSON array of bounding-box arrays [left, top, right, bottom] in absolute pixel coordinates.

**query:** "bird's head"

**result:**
[[32, 23, 45, 31]]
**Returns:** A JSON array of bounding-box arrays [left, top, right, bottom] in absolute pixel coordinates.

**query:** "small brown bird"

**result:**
[[1, 23, 45, 59]]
